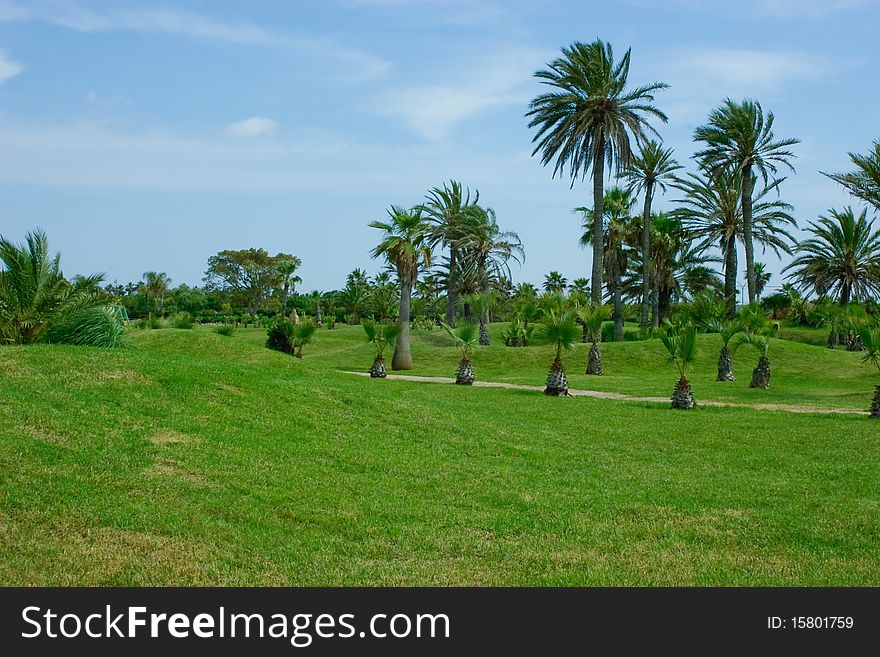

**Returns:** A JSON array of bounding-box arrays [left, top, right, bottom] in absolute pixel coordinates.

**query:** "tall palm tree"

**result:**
[[458, 205, 524, 344], [625, 140, 681, 328], [369, 206, 432, 370], [142, 271, 171, 315], [276, 256, 302, 314], [694, 98, 799, 304], [527, 39, 668, 306], [571, 277, 590, 295], [422, 180, 478, 326], [578, 186, 638, 341], [823, 139, 880, 213], [543, 271, 568, 294], [0, 229, 105, 344], [751, 262, 771, 299], [674, 168, 795, 316], [783, 207, 880, 305]]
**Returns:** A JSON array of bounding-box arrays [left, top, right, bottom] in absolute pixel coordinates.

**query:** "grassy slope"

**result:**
[[0, 326, 878, 586]]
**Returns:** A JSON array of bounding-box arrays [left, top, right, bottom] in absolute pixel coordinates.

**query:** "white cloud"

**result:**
[[226, 117, 279, 139], [0, 49, 22, 84], [372, 46, 548, 140], [0, 0, 390, 79]]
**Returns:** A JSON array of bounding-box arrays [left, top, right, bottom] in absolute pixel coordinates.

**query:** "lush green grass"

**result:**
[[0, 325, 878, 585]]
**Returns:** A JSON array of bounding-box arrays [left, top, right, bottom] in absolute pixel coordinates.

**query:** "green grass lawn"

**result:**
[[0, 324, 878, 585]]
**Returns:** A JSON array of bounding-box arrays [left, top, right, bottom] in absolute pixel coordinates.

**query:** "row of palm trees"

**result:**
[[369, 183, 524, 369]]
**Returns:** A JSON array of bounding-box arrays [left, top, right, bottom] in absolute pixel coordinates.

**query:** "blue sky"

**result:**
[[1, 0, 878, 294]]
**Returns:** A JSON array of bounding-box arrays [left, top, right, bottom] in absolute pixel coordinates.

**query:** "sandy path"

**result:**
[[342, 371, 866, 416]]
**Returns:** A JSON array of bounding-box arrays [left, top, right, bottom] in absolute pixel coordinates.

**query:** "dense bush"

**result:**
[[171, 311, 194, 329], [47, 306, 126, 348], [267, 316, 296, 354], [214, 325, 237, 337]]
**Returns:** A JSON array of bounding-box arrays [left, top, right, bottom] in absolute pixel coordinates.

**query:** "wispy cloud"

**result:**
[[371, 46, 547, 140], [0, 49, 22, 84], [629, 0, 874, 18], [226, 117, 278, 139], [0, 0, 390, 78]]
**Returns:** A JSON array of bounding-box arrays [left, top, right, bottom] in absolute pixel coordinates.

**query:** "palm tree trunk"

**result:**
[[479, 310, 490, 346], [590, 135, 605, 307], [640, 182, 653, 328], [445, 247, 457, 327], [723, 235, 737, 317], [741, 166, 756, 304], [749, 356, 771, 389], [613, 283, 624, 342], [392, 275, 414, 370], [651, 284, 659, 329]]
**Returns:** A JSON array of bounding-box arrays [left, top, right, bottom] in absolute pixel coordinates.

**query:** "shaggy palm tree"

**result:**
[[857, 325, 880, 418], [578, 186, 637, 341], [694, 99, 799, 304], [276, 256, 302, 314], [823, 140, 880, 213], [673, 169, 794, 316], [442, 321, 479, 385], [542, 271, 568, 294], [266, 316, 316, 358], [291, 320, 317, 359], [142, 271, 171, 315], [751, 262, 771, 299], [370, 205, 432, 370], [578, 304, 611, 375], [625, 140, 681, 328], [659, 323, 698, 409], [362, 318, 401, 378], [783, 207, 880, 305], [703, 319, 744, 381], [527, 39, 668, 306], [538, 309, 579, 396], [423, 180, 479, 326], [732, 332, 772, 389], [0, 229, 105, 344]]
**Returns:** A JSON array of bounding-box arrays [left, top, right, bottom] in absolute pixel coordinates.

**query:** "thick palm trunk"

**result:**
[[392, 276, 414, 370], [651, 285, 659, 329], [671, 376, 695, 409], [479, 314, 490, 346], [544, 356, 570, 396], [613, 283, 624, 342], [723, 235, 737, 317], [749, 356, 770, 389], [870, 385, 880, 418], [716, 346, 734, 381], [741, 166, 757, 304], [445, 247, 458, 327], [455, 357, 475, 385], [590, 136, 605, 307], [640, 182, 653, 328], [586, 342, 603, 375], [369, 354, 387, 378]]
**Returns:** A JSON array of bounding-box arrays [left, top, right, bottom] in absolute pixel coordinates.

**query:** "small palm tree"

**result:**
[[370, 205, 432, 370], [266, 316, 316, 358], [0, 229, 105, 344], [538, 309, 580, 396], [856, 325, 880, 418], [276, 256, 302, 314], [442, 321, 479, 385], [625, 140, 681, 328], [527, 39, 668, 306], [703, 319, 744, 381], [659, 322, 698, 409], [577, 304, 611, 375], [291, 320, 317, 359], [362, 319, 401, 378], [732, 332, 772, 389], [466, 290, 499, 346]]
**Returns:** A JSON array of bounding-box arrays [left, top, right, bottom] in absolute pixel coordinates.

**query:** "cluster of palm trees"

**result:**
[[369, 181, 523, 369]]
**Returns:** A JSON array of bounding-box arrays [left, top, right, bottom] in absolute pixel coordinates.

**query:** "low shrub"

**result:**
[[214, 325, 237, 337], [171, 311, 194, 329]]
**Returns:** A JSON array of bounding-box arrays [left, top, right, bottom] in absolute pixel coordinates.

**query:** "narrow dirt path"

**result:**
[[342, 371, 866, 416]]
